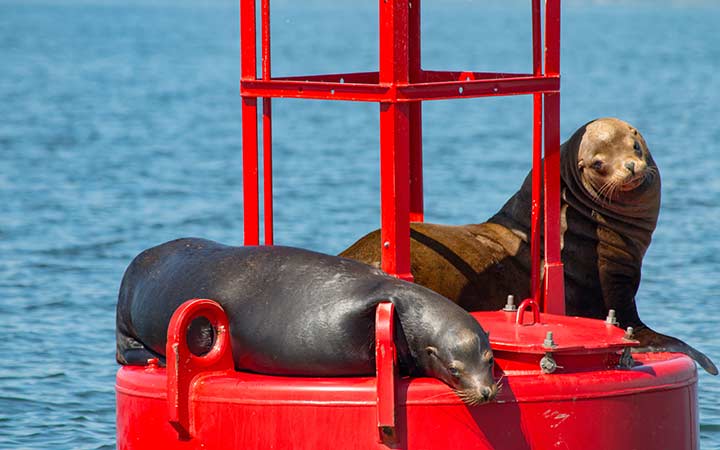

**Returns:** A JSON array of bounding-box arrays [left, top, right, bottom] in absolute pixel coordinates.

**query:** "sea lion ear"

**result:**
[[577, 158, 584, 170], [425, 346, 439, 358]]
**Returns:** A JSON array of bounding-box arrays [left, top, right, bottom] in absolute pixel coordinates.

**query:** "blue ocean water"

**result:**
[[1, 0, 718, 448]]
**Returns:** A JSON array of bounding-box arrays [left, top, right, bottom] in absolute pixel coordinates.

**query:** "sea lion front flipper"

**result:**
[[632, 326, 718, 375]]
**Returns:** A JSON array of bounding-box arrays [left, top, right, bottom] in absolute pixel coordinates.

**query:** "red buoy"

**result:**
[[116, 1, 700, 448], [116, 298, 697, 449]]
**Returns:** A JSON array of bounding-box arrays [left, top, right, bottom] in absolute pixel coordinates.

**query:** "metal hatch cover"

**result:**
[[471, 310, 638, 355]]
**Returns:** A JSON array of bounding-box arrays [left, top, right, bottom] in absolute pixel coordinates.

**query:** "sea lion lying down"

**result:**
[[117, 238, 499, 405], [341, 117, 717, 375]]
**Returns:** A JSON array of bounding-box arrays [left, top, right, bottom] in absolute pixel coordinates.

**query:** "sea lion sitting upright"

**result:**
[[117, 238, 499, 405], [341, 117, 717, 375]]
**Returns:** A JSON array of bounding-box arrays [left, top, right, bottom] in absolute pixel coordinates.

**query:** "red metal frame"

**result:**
[[239, 0, 564, 312]]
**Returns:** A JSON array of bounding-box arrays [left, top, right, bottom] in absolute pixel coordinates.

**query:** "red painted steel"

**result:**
[[542, 0, 564, 314], [375, 302, 397, 443], [397, 76, 559, 101], [515, 298, 540, 326], [379, 0, 412, 281], [262, 101, 273, 245], [379, 102, 413, 282], [237, 0, 563, 290], [242, 98, 259, 246], [240, 75, 559, 103], [165, 299, 234, 440], [240, 0, 259, 245], [261, 0, 273, 245], [116, 304, 699, 449], [408, 0, 423, 223], [530, 94, 542, 302], [529, 0, 543, 303], [542, 93, 564, 314]]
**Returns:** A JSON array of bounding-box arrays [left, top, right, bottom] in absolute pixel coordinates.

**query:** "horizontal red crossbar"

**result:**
[[419, 70, 531, 82], [241, 78, 390, 102], [274, 71, 379, 84], [241, 72, 559, 102], [399, 75, 559, 101]]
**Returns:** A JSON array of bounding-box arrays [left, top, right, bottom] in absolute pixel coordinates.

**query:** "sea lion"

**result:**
[[116, 238, 498, 404], [341, 117, 717, 375]]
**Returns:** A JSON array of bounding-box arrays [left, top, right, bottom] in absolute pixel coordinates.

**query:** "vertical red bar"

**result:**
[[375, 302, 397, 444], [379, 0, 409, 85], [529, 0, 543, 303], [532, 0, 542, 74], [543, 0, 565, 315], [380, 103, 413, 281], [379, 0, 413, 281], [530, 94, 542, 303], [241, 0, 259, 245], [262, 101, 273, 245], [408, 0, 423, 223], [261, 0, 273, 245]]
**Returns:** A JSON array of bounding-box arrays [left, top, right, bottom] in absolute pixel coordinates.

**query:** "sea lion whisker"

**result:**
[[495, 374, 505, 389], [596, 179, 617, 204], [455, 389, 479, 405], [424, 390, 463, 401]]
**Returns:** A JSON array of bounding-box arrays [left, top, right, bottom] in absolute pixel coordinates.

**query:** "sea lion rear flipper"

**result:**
[[116, 329, 164, 366], [633, 326, 718, 375]]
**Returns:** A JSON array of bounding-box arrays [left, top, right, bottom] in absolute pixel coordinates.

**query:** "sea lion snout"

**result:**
[[423, 327, 497, 405], [625, 160, 635, 175], [456, 371, 499, 405], [480, 386, 495, 401]]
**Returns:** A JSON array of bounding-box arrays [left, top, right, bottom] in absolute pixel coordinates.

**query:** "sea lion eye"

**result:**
[[448, 367, 461, 378], [591, 160, 603, 171], [633, 141, 642, 157]]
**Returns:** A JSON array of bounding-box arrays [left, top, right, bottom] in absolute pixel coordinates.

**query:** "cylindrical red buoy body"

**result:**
[[116, 304, 698, 450]]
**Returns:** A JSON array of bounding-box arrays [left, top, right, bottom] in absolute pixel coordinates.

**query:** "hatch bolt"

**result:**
[[605, 309, 619, 326], [543, 331, 557, 349], [503, 295, 517, 312], [623, 326, 635, 340], [540, 352, 558, 374]]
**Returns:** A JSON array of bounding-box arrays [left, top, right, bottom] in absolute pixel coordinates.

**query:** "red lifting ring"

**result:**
[[166, 299, 235, 440], [515, 298, 541, 326]]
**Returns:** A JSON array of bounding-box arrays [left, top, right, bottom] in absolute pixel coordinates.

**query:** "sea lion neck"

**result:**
[[561, 118, 661, 241]]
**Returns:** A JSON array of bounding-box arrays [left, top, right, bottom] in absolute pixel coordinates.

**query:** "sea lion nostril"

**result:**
[[481, 386, 493, 400], [625, 161, 635, 175]]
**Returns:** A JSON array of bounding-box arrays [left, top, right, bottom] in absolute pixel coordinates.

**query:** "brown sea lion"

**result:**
[[341, 117, 717, 375]]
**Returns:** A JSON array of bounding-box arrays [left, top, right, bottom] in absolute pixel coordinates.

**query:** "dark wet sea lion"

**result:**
[[117, 238, 498, 404], [341, 118, 717, 375]]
